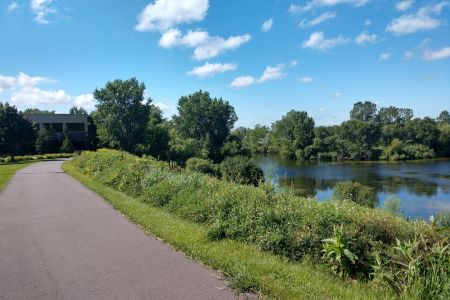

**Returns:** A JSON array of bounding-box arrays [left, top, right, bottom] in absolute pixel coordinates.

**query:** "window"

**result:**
[[66, 123, 85, 132], [51, 123, 63, 132]]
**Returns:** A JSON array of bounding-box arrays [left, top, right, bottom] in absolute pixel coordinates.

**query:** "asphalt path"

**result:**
[[0, 160, 247, 299]]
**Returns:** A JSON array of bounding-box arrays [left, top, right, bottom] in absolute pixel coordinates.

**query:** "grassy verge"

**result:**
[[0, 161, 35, 190], [63, 160, 393, 300]]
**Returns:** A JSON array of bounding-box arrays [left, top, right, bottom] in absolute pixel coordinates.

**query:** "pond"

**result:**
[[255, 156, 450, 220]]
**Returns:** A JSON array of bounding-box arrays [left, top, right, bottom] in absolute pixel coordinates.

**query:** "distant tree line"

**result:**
[[2, 77, 449, 169]]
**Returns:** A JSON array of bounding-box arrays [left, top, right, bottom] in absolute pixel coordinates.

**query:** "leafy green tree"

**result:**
[[405, 117, 440, 148], [219, 155, 264, 186], [0, 103, 36, 160], [270, 110, 315, 159], [333, 181, 378, 208], [92, 78, 150, 153], [350, 101, 378, 122], [437, 110, 450, 126], [69, 106, 88, 115], [60, 134, 74, 153], [340, 119, 381, 160], [35, 128, 60, 154], [438, 124, 450, 157], [242, 124, 270, 154], [173, 90, 237, 162], [136, 105, 169, 159], [23, 108, 55, 115]]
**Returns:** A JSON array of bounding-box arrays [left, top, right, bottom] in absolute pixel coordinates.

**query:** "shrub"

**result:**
[[185, 157, 218, 176], [382, 195, 403, 217], [219, 155, 264, 186], [36, 129, 60, 154], [333, 181, 378, 208]]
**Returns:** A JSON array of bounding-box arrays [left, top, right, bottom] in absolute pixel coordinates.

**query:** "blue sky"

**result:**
[[1, 0, 449, 127]]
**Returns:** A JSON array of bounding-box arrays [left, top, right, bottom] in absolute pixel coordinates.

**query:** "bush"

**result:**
[[382, 195, 403, 217], [219, 155, 264, 186], [0, 153, 73, 163], [333, 181, 378, 208], [36, 129, 60, 154], [185, 157, 218, 176]]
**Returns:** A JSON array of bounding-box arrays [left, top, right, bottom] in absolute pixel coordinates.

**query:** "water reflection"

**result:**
[[255, 156, 450, 220]]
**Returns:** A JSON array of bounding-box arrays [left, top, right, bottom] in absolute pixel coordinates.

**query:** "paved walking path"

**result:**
[[0, 161, 244, 299]]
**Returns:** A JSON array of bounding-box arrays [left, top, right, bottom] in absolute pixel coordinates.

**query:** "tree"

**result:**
[[23, 108, 55, 115], [136, 105, 169, 159], [219, 155, 264, 186], [0, 103, 36, 160], [69, 106, 88, 115], [173, 90, 237, 162], [437, 110, 450, 126], [60, 134, 74, 153], [270, 110, 315, 159], [340, 119, 381, 160], [406, 117, 440, 148], [92, 78, 150, 153], [35, 128, 60, 154], [350, 101, 378, 122], [438, 124, 450, 157]]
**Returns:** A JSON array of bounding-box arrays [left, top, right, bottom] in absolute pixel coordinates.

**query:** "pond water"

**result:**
[[255, 156, 450, 220]]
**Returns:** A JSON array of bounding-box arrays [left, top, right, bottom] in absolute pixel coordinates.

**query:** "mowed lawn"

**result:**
[[0, 162, 34, 190]]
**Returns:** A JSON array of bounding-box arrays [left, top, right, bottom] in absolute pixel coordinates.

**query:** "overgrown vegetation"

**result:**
[[70, 149, 450, 298]]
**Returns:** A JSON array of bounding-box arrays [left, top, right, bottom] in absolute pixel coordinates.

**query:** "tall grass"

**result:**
[[70, 149, 450, 298]]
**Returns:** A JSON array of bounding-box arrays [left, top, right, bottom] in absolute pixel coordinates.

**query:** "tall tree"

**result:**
[[92, 78, 150, 153], [173, 90, 237, 161], [69, 106, 88, 115], [23, 108, 55, 115], [350, 101, 378, 122], [270, 110, 315, 158], [0, 103, 36, 160], [437, 110, 450, 126]]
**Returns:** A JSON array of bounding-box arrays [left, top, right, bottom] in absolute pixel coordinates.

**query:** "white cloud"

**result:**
[[423, 47, 450, 61], [290, 60, 298, 67], [0, 72, 90, 106], [299, 0, 369, 12], [333, 91, 343, 97], [355, 31, 377, 45], [230, 76, 256, 88], [404, 50, 414, 60], [259, 64, 286, 83], [154, 102, 172, 112], [230, 64, 286, 88], [299, 76, 313, 83], [7, 1, 18, 12], [379, 52, 391, 61], [187, 62, 237, 78], [387, 2, 449, 35], [365, 19, 372, 26], [135, 0, 209, 32], [288, 4, 301, 14], [261, 18, 273, 32], [396, 0, 414, 11], [299, 12, 336, 27], [159, 29, 251, 60], [74, 94, 95, 108], [302, 31, 349, 50], [30, 0, 56, 24]]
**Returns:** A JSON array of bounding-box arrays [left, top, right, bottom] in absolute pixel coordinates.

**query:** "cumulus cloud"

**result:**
[[379, 52, 391, 61], [7, 1, 18, 12], [74, 94, 95, 108], [229, 76, 256, 88], [299, 12, 336, 27], [261, 18, 273, 32], [0, 72, 90, 106], [302, 31, 349, 50], [154, 102, 172, 112], [299, 76, 313, 83], [135, 0, 209, 32], [386, 2, 449, 35], [230, 64, 286, 88], [423, 47, 450, 61], [187, 62, 237, 78], [396, 0, 414, 11], [355, 31, 377, 45], [30, 0, 56, 24], [159, 29, 251, 60]]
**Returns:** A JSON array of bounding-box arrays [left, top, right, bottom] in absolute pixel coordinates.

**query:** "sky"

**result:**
[[0, 0, 449, 127]]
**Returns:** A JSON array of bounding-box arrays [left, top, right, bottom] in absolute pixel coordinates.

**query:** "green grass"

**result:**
[[0, 161, 35, 190], [63, 160, 394, 300]]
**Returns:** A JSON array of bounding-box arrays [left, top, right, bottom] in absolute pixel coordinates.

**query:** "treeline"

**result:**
[[2, 77, 449, 165], [239, 102, 450, 161]]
